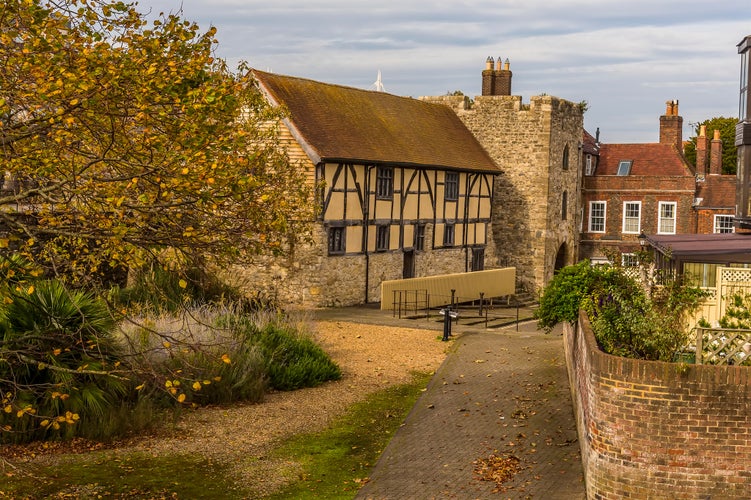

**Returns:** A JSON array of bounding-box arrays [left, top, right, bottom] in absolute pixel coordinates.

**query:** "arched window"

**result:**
[[562, 144, 570, 170]]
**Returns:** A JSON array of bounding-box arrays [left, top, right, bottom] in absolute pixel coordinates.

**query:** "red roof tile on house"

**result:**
[[596, 143, 693, 177], [696, 175, 735, 208], [252, 70, 501, 174]]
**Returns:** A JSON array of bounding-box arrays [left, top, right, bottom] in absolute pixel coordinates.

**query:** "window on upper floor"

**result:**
[[588, 201, 606, 233], [658, 202, 677, 234], [622, 201, 641, 234], [617, 160, 633, 176], [328, 226, 345, 255], [376, 166, 393, 199], [376, 224, 390, 251], [561, 191, 568, 220], [715, 215, 735, 234], [562, 145, 570, 171], [585, 154, 593, 175], [445, 172, 459, 201]]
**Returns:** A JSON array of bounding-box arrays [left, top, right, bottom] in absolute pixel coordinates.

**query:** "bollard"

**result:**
[[442, 306, 452, 341]]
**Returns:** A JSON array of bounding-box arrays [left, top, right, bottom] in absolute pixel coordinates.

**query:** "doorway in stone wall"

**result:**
[[403, 250, 415, 279], [554, 243, 568, 272]]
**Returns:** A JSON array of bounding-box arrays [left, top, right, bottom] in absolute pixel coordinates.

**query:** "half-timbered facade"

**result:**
[[238, 70, 501, 307]]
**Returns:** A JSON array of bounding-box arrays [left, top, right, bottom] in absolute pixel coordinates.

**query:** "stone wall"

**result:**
[[565, 311, 751, 498], [423, 94, 583, 293], [228, 223, 474, 308]]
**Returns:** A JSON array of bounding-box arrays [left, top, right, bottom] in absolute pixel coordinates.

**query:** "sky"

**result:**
[[137, 0, 750, 143]]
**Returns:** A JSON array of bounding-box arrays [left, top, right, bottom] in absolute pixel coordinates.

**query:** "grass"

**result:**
[[0, 372, 433, 499], [0, 451, 250, 499], [265, 371, 433, 499]]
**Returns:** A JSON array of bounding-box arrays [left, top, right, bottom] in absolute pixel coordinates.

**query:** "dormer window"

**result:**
[[617, 160, 633, 176]]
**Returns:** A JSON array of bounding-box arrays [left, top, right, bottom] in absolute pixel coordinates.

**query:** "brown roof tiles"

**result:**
[[252, 70, 500, 173], [596, 143, 693, 177]]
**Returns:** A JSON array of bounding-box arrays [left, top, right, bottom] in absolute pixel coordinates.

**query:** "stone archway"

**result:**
[[554, 242, 568, 272]]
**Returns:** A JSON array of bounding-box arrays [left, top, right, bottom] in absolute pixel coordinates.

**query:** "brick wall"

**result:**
[[564, 311, 751, 498], [697, 208, 735, 234]]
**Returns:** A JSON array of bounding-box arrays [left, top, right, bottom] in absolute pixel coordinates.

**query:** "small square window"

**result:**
[[328, 226, 345, 255], [715, 215, 735, 234], [376, 224, 390, 251], [622, 253, 638, 267], [617, 160, 633, 176], [443, 223, 455, 246]]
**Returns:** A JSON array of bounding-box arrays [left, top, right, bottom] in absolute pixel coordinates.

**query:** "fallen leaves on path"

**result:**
[[472, 453, 522, 492]]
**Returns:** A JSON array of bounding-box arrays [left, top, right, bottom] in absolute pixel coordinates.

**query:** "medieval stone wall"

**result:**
[[422, 94, 583, 293], [228, 223, 474, 308]]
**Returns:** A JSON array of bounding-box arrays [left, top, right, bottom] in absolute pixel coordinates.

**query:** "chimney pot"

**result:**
[[504, 58, 510, 71], [496, 57, 502, 71], [485, 56, 494, 70]]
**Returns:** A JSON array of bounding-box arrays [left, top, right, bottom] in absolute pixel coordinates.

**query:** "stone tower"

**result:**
[[422, 59, 584, 294]]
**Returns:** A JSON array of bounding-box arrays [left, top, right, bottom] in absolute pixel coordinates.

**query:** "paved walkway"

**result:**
[[317, 306, 585, 499]]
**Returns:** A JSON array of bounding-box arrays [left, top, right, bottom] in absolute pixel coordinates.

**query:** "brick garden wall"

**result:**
[[564, 311, 751, 499]]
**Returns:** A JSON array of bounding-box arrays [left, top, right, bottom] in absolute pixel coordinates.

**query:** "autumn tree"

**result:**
[[0, 0, 312, 286], [0, 0, 316, 442], [683, 116, 738, 175]]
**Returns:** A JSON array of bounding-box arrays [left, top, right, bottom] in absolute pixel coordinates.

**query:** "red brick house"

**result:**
[[580, 101, 696, 264], [694, 125, 736, 234]]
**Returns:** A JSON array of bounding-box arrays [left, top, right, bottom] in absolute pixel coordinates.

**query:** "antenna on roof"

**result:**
[[371, 70, 385, 92]]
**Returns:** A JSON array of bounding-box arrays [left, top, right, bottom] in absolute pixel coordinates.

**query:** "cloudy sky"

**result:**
[[138, 1, 749, 143]]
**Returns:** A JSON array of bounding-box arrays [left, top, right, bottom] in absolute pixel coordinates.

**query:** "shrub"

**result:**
[[537, 260, 707, 361], [254, 324, 342, 391], [0, 280, 140, 443]]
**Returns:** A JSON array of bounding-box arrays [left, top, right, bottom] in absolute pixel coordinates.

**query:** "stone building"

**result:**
[[422, 57, 584, 293], [231, 70, 501, 307]]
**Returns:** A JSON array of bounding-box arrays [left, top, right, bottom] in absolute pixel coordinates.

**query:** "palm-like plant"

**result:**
[[0, 279, 128, 442]]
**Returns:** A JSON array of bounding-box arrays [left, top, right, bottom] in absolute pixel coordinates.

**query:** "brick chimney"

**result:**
[[659, 100, 683, 151], [481, 57, 495, 96], [709, 128, 723, 175], [481, 56, 512, 96], [696, 125, 708, 175]]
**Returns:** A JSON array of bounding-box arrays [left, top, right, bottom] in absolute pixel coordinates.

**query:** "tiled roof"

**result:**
[[582, 130, 599, 155], [252, 70, 501, 173], [596, 143, 693, 177], [696, 175, 735, 208]]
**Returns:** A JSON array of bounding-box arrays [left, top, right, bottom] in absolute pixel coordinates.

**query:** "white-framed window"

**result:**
[[617, 160, 633, 176], [588, 201, 606, 233], [658, 202, 677, 234], [622, 253, 639, 267], [622, 201, 641, 234], [714, 215, 735, 233]]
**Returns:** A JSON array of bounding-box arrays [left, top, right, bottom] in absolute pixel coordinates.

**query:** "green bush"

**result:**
[[537, 260, 707, 361], [254, 324, 342, 391]]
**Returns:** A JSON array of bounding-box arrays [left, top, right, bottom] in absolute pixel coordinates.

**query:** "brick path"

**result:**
[[354, 321, 585, 499]]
